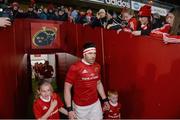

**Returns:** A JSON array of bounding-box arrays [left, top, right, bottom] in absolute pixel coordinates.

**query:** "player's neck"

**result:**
[[82, 58, 91, 65]]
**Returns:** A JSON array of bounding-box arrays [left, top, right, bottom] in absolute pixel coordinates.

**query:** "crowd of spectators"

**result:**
[[0, 1, 180, 43]]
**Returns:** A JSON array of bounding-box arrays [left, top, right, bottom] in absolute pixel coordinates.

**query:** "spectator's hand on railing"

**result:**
[[0, 17, 11, 27], [117, 29, 122, 34], [132, 31, 141, 36]]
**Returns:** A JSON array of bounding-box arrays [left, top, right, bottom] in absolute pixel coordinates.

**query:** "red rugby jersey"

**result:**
[[33, 93, 64, 119], [65, 60, 101, 106], [103, 102, 121, 119]]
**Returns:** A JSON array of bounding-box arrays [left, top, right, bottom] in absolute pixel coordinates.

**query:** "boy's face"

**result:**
[[109, 94, 118, 104], [122, 12, 132, 22], [39, 84, 52, 100]]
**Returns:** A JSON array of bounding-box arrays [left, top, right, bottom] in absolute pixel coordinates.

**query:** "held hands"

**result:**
[[0, 17, 11, 27], [68, 111, 77, 120], [103, 101, 110, 111]]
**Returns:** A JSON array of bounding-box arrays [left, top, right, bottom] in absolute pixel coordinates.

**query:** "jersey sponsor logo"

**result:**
[[42, 106, 48, 110], [82, 69, 88, 74], [82, 75, 99, 80]]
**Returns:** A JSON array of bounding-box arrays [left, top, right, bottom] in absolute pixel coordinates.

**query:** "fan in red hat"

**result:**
[[132, 4, 152, 36], [138, 5, 151, 17]]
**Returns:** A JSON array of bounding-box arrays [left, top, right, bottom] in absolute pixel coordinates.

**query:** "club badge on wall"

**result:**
[[31, 22, 60, 49]]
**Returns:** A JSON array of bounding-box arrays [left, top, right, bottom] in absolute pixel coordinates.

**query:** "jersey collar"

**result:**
[[40, 96, 51, 102]]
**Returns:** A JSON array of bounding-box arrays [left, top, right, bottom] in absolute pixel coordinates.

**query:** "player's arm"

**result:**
[[97, 80, 106, 99], [64, 82, 76, 119], [64, 82, 73, 108], [97, 80, 110, 110]]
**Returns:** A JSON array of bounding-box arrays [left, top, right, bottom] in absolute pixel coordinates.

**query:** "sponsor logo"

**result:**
[[82, 69, 88, 74], [82, 75, 99, 80]]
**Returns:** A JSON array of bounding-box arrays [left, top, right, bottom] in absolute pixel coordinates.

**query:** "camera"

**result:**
[[0, 7, 13, 21]]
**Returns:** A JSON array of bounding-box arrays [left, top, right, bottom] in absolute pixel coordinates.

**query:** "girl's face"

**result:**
[[39, 83, 52, 100], [122, 12, 132, 22], [139, 16, 149, 25], [109, 94, 118, 104], [166, 13, 175, 26]]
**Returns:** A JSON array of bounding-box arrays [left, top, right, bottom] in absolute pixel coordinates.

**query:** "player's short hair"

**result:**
[[83, 41, 96, 50]]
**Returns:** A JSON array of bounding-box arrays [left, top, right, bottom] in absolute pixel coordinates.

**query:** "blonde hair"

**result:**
[[34, 80, 53, 100], [108, 90, 118, 97]]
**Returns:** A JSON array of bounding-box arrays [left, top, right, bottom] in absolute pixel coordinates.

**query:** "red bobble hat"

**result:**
[[138, 5, 151, 17]]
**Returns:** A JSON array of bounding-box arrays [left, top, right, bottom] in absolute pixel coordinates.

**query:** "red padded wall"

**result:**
[[0, 20, 30, 118], [0, 26, 16, 118], [1, 19, 180, 118], [103, 30, 180, 118]]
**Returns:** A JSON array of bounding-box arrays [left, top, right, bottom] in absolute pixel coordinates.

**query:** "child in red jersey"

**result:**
[[103, 90, 121, 119], [33, 80, 68, 119], [117, 8, 138, 33]]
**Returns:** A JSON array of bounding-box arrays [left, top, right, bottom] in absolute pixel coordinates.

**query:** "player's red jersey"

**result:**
[[103, 102, 121, 119], [65, 60, 101, 106], [33, 93, 64, 119]]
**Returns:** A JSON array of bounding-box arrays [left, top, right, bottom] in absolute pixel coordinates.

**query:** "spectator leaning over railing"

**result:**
[[132, 5, 152, 36], [106, 10, 122, 30], [117, 8, 138, 33], [162, 7, 180, 44], [151, 9, 174, 35], [90, 8, 107, 28]]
